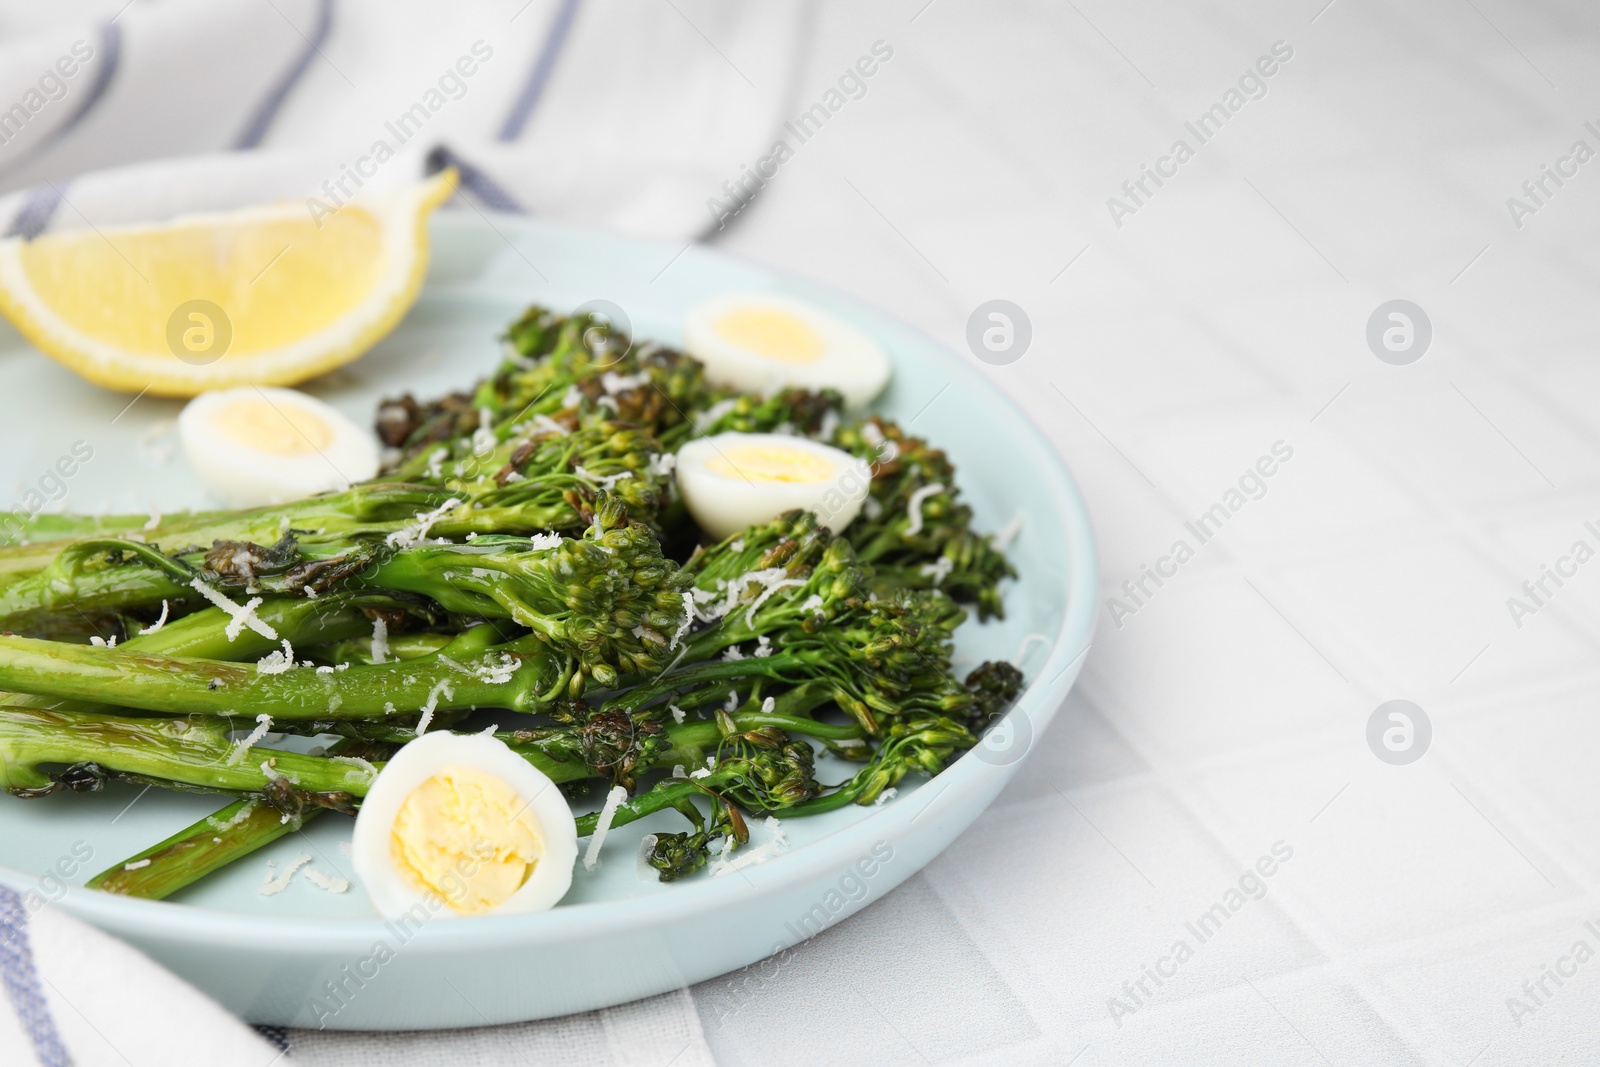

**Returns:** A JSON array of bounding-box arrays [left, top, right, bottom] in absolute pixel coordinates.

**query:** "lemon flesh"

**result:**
[[0, 171, 454, 395]]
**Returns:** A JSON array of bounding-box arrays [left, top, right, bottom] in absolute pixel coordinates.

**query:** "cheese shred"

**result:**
[[904, 483, 945, 537], [188, 579, 278, 641], [583, 785, 628, 871], [227, 713, 274, 766]]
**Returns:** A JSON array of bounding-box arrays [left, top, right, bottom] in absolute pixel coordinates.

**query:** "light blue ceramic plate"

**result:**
[[0, 213, 1095, 1029]]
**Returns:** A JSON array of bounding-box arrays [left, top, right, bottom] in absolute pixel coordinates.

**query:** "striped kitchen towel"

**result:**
[[0, 883, 284, 1066], [0, 0, 812, 241]]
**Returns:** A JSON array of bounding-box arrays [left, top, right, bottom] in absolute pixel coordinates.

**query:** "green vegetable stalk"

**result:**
[[0, 626, 566, 721], [85, 798, 307, 900], [0, 706, 373, 802]]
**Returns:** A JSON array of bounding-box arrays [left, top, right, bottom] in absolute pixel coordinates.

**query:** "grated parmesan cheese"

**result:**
[[583, 786, 628, 871], [712, 837, 787, 877], [742, 578, 805, 628], [528, 531, 562, 551], [693, 397, 738, 433], [259, 853, 313, 896], [474, 653, 518, 686], [302, 866, 350, 893], [904, 483, 945, 537], [415, 680, 454, 735], [573, 464, 633, 491], [207, 804, 257, 832], [188, 579, 278, 641], [992, 510, 1025, 551], [386, 498, 462, 549], [669, 704, 686, 725], [919, 556, 955, 587], [138, 600, 170, 635], [370, 617, 389, 664], [603, 370, 651, 394], [123, 859, 151, 871], [330, 755, 377, 782], [471, 407, 496, 455], [227, 713, 274, 766], [669, 593, 696, 649], [256, 639, 295, 675]]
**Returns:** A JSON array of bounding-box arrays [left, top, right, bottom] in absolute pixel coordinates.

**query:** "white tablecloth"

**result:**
[[6, 0, 1600, 1064], [703, 2, 1600, 1064]]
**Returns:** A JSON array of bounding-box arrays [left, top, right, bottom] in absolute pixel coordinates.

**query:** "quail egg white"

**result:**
[[178, 385, 378, 507], [683, 293, 891, 408], [351, 731, 578, 919], [676, 432, 873, 540]]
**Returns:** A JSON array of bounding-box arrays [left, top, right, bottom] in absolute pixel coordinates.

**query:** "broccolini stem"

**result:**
[[0, 511, 189, 547], [305, 632, 453, 666], [0, 706, 374, 797], [0, 626, 564, 720], [118, 596, 379, 660], [574, 778, 702, 837], [85, 798, 307, 899]]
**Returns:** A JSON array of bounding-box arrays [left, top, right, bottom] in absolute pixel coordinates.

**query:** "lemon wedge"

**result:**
[[0, 171, 456, 396]]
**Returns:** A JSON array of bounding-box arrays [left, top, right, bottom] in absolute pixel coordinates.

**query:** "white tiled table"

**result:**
[[694, 1, 1600, 1063]]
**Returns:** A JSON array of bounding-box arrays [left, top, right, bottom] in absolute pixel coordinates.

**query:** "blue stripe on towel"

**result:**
[[0, 18, 123, 188], [0, 885, 72, 1067], [65, 21, 124, 146], [0, 18, 123, 233], [497, 0, 582, 142], [425, 145, 524, 213], [233, 0, 336, 150], [4, 183, 67, 240]]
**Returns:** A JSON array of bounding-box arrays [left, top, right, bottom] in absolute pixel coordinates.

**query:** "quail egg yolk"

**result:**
[[214, 398, 334, 456], [390, 767, 543, 915], [707, 444, 836, 484], [713, 307, 826, 364]]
